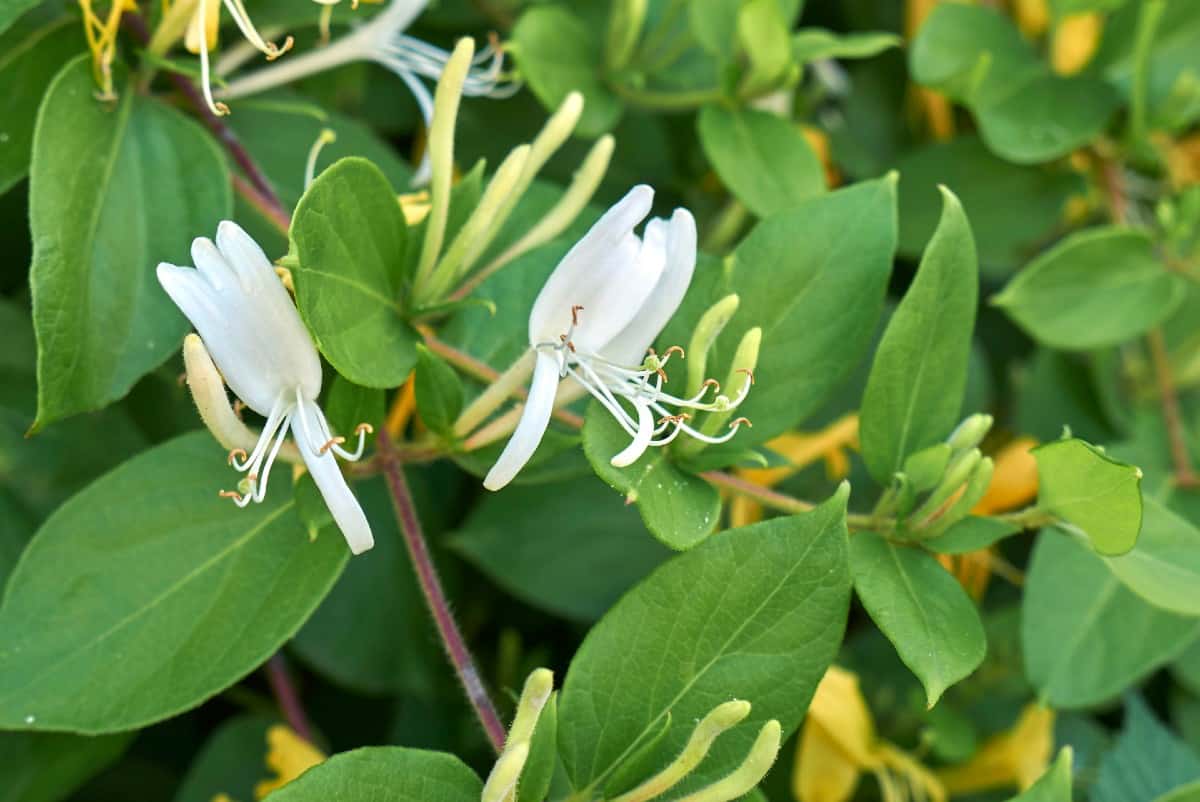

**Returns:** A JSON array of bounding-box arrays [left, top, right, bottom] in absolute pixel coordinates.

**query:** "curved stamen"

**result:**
[[222, 0, 294, 60], [230, 395, 290, 471]]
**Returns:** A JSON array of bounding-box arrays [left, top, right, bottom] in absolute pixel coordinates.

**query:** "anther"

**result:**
[[737, 368, 756, 385], [319, 436, 346, 455], [663, 345, 686, 359], [658, 413, 692, 425], [228, 448, 248, 466], [219, 489, 244, 502], [233, 399, 247, 418], [703, 378, 721, 392], [354, 423, 374, 435], [730, 417, 753, 428], [571, 304, 584, 325], [264, 36, 294, 61]]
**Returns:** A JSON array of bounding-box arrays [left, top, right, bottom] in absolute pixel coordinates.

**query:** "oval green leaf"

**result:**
[[291, 157, 416, 388], [0, 432, 347, 733], [1022, 531, 1198, 709], [557, 486, 851, 796], [30, 58, 231, 428], [850, 532, 987, 706], [263, 747, 482, 802], [1034, 436, 1143, 555]]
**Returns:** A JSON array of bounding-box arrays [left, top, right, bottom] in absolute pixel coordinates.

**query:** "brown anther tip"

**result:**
[[663, 345, 685, 359], [354, 423, 374, 435], [488, 30, 502, 51], [730, 417, 753, 428], [232, 399, 247, 419], [318, 436, 346, 455], [214, 102, 231, 117], [559, 334, 568, 342], [571, 304, 584, 325], [657, 413, 692, 425], [247, 473, 258, 482], [737, 368, 756, 385], [228, 448, 248, 466], [702, 378, 721, 391], [568, 341, 577, 353], [219, 490, 243, 502], [656, 368, 668, 382]]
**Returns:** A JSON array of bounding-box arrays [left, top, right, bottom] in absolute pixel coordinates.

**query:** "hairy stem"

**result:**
[[377, 429, 507, 753]]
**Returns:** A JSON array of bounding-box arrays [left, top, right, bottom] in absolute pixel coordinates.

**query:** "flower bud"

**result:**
[[910, 448, 982, 526], [685, 294, 740, 398], [481, 741, 530, 802], [414, 37, 475, 289], [926, 456, 994, 535], [611, 700, 752, 802], [946, 413, 993, 453], [674, 720, 783, 802]]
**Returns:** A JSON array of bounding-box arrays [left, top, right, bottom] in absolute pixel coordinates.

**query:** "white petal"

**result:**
[[528, 185, 655, 346], [215, 220, 280, 295], [159, 261, 287, 415], [600, 208, 697, 365], [483, 351, 561, 491], [609, 401, 654, 467], [190, 236, 239, 293], [294, 399, 375, 554]]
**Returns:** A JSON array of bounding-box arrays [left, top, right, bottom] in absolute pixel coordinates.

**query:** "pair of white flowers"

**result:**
[[159, 188, 750, 555]]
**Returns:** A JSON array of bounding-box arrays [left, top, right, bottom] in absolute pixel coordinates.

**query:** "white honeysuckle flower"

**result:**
[[216, 0, 518, 184], [157, 221, 375, 555], [483, 185, 753, 491]]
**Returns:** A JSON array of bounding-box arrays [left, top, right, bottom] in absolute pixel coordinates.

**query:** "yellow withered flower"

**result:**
[[254, 725, 327, 799], [937, 704, 1055, 795], [793, 666, 945, 802]]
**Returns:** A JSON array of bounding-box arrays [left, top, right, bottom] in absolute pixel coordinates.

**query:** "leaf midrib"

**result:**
[[0, 501, 294, 711]]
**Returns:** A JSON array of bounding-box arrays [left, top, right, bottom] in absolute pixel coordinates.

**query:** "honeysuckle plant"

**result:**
[[3, 0, 1200, 801]]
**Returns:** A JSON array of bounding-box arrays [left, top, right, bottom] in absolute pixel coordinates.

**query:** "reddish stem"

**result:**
[[265, 653, 316, 741], [377, 429, 507, 753]]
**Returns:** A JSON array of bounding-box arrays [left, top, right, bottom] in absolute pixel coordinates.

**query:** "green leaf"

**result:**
[[791, 29, 901, 63], [1006, 747, 1073, 802], [0, 730, 133, 802], [1092, 696, 1200, 802], [511, 5, 622, 137], [0, 432, 347, 733], [290, 157, 417, 388], [894, 135, 1083, 276], [557, 487, 851, 796], [910, 4, 1119, 163], [450, 476, 669, 621], [0, 18, 80, 195], [582, 401, 722, 550], [30, 57, 231, 428], [1033, 437, 1143, 555], [1022, 532, 1198, 709], [669, 175, 897, 460], [1104, 496, 1200, 616], [414, 343, 464, 438], [850, 532, 987, 706], [860, 187, 977, 484], [994, 227, 1184, 349], [263, 747, 482, 802], [174, 715, 279, 802], [292, 477, 439, 696], [697, 105, 825, 218], [1156, 783, 1200, 802], [0, 0, 40, 37], [689, 0, 740, 57], [925, 515, 1019, 555]]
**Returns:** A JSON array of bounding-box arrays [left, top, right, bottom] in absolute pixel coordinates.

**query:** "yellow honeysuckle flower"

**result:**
[[937, 704, 1055, 794], [1052, 13, 1104, 76], [973, 437, 1039, 516], [1166, 132, 1200, 189], [799, 125, 840, 189], [1012, 0, 1050, 38], [794, 666, 946, 802], [253, 725, 327, 799], [730, 414, 859, 528]]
